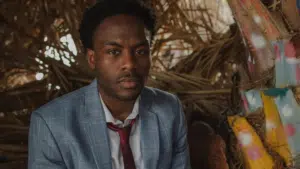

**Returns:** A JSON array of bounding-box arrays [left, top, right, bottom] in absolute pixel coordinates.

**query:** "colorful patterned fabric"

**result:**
[[241, 89, 294, 166], [274, 89, 300, 167], [227, 0, 279, 80], [273, 40, 300, 87], [228, 116, 274, 169], [261, 93, 292, 166], [241, 90, 263, 113]]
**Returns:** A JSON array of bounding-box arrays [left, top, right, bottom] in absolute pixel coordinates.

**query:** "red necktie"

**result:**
[[107, 119, 136, 169]]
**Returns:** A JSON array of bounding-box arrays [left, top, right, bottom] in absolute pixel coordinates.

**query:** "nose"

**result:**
[[121, 50, 136, 70]]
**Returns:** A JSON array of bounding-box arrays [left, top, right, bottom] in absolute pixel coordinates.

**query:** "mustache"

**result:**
[[117, 71, 142, 82]]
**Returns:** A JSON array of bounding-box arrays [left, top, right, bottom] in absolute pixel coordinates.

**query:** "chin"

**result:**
[[116, 89, 142, 101]]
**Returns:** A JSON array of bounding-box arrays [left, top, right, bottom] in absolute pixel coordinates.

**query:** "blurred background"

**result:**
[[1, 0, 300, 168]]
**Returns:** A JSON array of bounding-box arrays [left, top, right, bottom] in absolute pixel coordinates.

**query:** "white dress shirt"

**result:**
[[99, 94, 144, 169]]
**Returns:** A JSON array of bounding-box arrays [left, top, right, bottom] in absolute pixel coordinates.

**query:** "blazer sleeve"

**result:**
[[171, 96, 191, 169], [28, 112, 66, 169]]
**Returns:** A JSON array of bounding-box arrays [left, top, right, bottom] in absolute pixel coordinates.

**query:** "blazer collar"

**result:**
[[84, 79, 153, 118]]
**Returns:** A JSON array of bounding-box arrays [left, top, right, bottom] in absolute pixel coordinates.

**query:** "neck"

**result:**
[[98, 89, 136, 121]]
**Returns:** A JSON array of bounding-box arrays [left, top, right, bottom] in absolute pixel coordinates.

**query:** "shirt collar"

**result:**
[[99, 93, 140, 127]]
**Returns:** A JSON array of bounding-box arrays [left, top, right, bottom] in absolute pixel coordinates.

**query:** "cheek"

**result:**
[[96, 67, 118, 86], [95, 61, 114, 78], [138, 57, 151, 71]]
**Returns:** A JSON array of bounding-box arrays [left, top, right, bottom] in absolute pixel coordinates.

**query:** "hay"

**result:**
[[0, 0, 246, 168], [0, 0, 246, 116]]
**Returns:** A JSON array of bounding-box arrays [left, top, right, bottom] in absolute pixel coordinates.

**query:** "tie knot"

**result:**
[[107, 118, 136, 132]]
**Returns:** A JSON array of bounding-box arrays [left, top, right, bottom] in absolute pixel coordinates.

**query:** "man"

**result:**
[[28, 0, 190, 169]]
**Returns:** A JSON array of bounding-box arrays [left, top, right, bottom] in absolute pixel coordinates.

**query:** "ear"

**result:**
[[86, 49, 96, 70]]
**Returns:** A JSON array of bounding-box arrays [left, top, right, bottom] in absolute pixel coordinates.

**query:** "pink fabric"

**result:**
[[285, 124, 296, 137], [284, 42, 296, 59]]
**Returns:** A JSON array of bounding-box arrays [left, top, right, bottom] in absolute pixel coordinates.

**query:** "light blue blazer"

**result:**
[[28, 80, 190, 169]]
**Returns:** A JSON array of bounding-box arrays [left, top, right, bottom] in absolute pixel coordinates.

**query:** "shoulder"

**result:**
[[145, 87, 179, 102], [31, 84, 90, 120], [143, 86, 180, 108], [143, 86, 182, 120]]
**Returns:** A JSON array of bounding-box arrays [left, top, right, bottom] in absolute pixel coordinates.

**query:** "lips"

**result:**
[[119, 78, 139, 89]]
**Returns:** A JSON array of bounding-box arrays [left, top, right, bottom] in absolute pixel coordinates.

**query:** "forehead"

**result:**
[[93, 14, 149, 43]]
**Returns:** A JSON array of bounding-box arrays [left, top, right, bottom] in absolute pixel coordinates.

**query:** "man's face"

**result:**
[[87, 14, 151, 101]]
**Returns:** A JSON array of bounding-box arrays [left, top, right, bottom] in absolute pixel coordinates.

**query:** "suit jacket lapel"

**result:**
[[139, 88, 160, 169], [82, 79, 112, 169]]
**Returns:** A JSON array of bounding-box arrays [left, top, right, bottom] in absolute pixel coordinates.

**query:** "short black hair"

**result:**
[[79, 0, 156, 50]]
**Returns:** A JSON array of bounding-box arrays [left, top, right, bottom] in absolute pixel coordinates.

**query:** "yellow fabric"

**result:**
[[261, 93, 292, 166], [228, 116, 274, 169]]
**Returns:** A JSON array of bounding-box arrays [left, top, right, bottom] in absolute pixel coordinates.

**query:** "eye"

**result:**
[[107, 49, 121, 56], [136, 49, 149, 56]]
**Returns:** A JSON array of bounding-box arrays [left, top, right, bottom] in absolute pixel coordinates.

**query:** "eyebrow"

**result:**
[[133, 40, 149, 48], [103, 40, 149, 48], [103, 41, 123, 48]]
